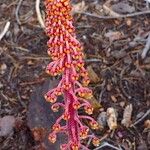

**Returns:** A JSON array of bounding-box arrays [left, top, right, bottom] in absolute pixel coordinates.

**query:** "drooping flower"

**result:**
[[44, 0, 100, 149]]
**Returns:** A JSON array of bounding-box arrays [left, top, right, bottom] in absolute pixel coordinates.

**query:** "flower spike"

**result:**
[[44, 0, 99, 149]]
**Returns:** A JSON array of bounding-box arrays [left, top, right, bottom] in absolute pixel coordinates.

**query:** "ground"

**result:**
[[0, 0, 150, 150]]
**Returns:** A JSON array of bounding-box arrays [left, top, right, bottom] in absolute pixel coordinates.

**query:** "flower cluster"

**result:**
[[44, 0, 100, 149]]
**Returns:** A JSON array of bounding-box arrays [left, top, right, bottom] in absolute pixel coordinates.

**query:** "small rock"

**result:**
[[137, 140, 148, 150], [144, 120, 150, 129], [97, 112, 107, 127], [112, 2, 135, 14], [120, 101, 126, 108], [111, 50, 126, 59], [0, 115, 15, 137]]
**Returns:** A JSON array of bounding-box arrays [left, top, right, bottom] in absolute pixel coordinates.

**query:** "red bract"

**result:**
[[44, 0, 99, 149]]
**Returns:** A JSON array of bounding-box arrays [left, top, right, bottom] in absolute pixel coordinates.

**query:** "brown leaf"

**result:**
[[87, 66, 100, 83], [88, 96, 101, 111]]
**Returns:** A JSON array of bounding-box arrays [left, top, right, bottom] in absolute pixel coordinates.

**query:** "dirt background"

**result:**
[[0, 0, 150, 150]]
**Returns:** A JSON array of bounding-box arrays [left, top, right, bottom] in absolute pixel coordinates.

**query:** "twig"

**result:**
[[141, 33, 150, 59], [119, 66, 132, 100], [0, 21, 10, 41], [94, 142, 123, 150], [20, 56, 49, 60], [15, 0, 24, 25], [17, 90, 27, 109], [132, 109, 150, 126], [86, 133, 94, 147], [75, 10, 150, 19], [85, 58, 101, 63], [36, 0, 45, 28]]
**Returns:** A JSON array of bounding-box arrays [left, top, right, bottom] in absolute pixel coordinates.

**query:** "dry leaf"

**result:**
[[121, 104, 133, 127], [106, 107, 117, 130], [0, 116, 15, 137], [88, 96, 101, 110], [87, 66, 100, 83]]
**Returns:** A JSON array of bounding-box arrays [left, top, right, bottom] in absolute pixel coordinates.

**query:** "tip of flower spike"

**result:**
[[76, 61, 84, 68], [70, 143, 79, 150], [65, 62, 72, 68], [82, 78, 90, 86], [71, 74, 79, 81], [48, 133, 56, 143], [73, 101, 81, 110], [79, 126, 89, 139], [64, 49, 71, 54], [52, 123, 61, 132], [46, 68, 58, 76], [54, 88, 63, 96], [62, 112, 70, 120], [63, 82, 71, 90], [84, 105, 93, 115], [90, 121, 99, 130], [80, 70, 88, 77], [51, 104, 59, 112], [79, 92, 92, 99], [92, 137, 100, 147], [44, 94, 57, 103], [60, 144, 68, 150]]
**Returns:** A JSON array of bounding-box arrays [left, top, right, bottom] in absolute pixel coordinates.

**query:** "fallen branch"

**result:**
[[36, 0, 45, 28], [0, 21, 10, 41], [75, 10, 150, 19]]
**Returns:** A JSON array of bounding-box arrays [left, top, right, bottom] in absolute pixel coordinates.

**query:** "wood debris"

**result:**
[[106, 107, 117, 130], [121, 104, 133, 127]]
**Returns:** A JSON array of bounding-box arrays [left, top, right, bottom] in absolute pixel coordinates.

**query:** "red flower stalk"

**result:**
[[44, 0, 99, 149]]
